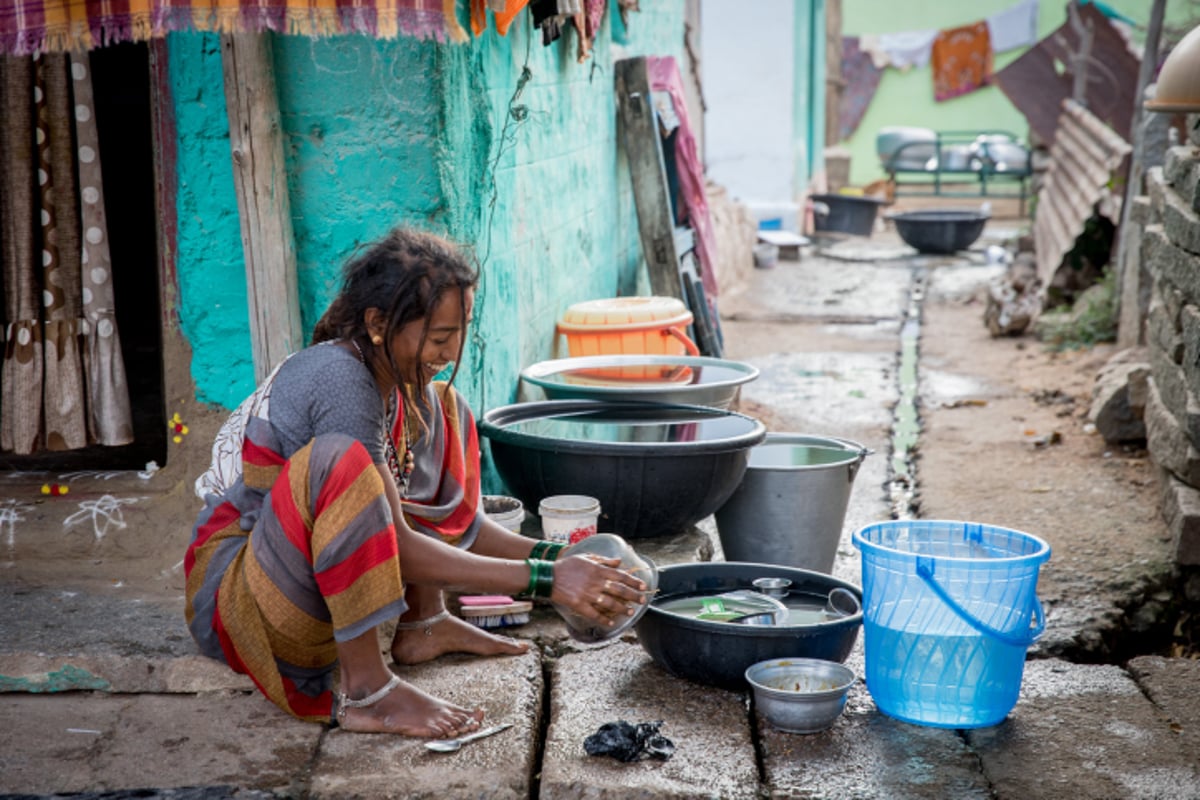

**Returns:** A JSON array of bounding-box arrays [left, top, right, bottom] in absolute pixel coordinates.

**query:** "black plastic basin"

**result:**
[[811, 193, 886, 236], [478, 400, 766, 539], [890, 209, 989, 254], [635, 562, 863, 691]]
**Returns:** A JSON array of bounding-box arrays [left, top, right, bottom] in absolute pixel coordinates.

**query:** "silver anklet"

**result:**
[[335, 673, 403, 722], [394, 609, 451, 635]]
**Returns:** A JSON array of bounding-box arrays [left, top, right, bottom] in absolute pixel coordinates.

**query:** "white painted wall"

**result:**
[[700, 0, 797, 205]]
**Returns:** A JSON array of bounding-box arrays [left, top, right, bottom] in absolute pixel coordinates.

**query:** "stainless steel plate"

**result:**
[[520, 355, 759, 409]]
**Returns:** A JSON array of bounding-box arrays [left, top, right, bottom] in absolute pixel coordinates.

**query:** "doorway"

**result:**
[[0, 42, 166, 472]]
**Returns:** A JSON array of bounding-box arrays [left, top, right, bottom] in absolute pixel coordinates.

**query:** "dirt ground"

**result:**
[[728, 261, 1182, 663]]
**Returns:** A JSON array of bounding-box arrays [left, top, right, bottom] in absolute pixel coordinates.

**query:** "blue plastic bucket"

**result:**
[[852, 520, 1051, 728]]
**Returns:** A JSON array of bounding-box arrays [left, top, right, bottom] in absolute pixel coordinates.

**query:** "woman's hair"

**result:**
[[311, 227, 479, 406]]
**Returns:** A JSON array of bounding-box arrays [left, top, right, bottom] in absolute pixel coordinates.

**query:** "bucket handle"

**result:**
[[661, 326, 701, 356], [823, 436, 873, 482], [915, 557, 1045, 648]]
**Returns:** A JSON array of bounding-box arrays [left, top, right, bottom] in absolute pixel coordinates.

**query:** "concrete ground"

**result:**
[[2, 222, 1199, 799]]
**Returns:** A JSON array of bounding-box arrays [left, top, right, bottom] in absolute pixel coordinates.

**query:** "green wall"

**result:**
[[167, 3, 683, 433], [839, 0, 1188, 186]]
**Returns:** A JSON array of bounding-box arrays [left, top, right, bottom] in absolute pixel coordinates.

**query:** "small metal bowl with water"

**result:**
[[745, 658, 856, 734]]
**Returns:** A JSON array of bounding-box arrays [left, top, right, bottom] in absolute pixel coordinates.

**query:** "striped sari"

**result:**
[[186, 370, 483, 723]]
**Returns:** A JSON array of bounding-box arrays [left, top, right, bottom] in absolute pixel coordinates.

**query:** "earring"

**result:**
[[371, 335, 383, 345]]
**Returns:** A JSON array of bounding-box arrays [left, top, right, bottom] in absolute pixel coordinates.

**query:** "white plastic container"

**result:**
[[538, 495, 600, 544], [483, 495, 525, 533]]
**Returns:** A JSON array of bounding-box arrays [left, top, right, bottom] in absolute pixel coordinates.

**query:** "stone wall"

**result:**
[[1136, 116, 1200, 565]]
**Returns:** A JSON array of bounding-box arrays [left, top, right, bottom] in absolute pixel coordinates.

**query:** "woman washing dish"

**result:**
[[185, 227, 647, 738]]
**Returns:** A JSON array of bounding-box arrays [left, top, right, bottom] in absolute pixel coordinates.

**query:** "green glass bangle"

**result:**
[[522, 558, 555, 599], [530, 540, 567, 561]]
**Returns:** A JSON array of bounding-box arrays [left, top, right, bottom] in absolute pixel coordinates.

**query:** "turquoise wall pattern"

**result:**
[[168, 5, 682, 411], [167, 5, 685, 489]]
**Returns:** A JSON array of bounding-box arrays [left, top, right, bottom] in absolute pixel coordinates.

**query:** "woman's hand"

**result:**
[[549, 554, 649, 628]]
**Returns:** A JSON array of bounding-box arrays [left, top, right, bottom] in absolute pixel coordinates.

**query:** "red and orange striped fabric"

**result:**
[[0, 0, 470, 55], [188, 433, 404, 722]]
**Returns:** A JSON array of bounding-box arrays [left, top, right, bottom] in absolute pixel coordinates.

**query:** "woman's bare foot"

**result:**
[[391, 613, 529, 666], [338, 678, 484, 737]]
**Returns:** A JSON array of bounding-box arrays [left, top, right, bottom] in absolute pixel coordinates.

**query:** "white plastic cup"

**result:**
[[483, 495, 525, 533], [538, 495, 601, 545]]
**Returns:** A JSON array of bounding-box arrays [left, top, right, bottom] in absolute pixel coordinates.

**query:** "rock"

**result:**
[[1089, 351, 1150, 443], [984, 254, 1042, 337]]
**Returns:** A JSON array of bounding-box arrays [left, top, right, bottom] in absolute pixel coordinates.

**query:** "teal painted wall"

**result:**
[[167, 5, 685, 490], [839, 0, 1190, 186]]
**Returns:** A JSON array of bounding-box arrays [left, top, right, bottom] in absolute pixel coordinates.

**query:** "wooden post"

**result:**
[[615, 56, 686, 303], [221, 32, 303, 382]]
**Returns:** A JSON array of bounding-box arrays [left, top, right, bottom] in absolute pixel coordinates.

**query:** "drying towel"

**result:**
[[987, 0, 1039, 53], [838, 36, 884, 141], [877, 29, 937, 70], [931, 21, 993, 102]]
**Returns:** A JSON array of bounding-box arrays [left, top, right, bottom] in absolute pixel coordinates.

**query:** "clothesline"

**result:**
[[857, 0, 1039, 73]]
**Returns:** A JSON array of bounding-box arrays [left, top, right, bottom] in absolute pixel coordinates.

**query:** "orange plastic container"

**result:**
[[556, 297, 699, 359]]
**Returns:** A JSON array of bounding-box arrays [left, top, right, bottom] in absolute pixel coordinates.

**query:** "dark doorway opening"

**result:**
[[0, 42, 166, 472]]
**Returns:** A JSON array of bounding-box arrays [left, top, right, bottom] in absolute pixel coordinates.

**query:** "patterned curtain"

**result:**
[[0, 0, 471, 55], [0, 52, 133, 455]]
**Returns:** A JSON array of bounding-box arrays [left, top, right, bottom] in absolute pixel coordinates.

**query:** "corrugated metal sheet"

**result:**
[[992, 3, 1139, 146], [1033, 99, 1132, 289]]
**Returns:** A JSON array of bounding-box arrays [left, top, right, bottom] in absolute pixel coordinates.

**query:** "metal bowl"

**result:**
[[520, 355, 759, 409], [745, 658, 856, 734]]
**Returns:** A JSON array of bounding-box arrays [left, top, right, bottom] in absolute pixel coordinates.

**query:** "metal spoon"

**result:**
[[424, 722, 512, 753]]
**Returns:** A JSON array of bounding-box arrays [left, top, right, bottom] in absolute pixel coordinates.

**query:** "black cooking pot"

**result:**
[[635, 562, 862, 691]]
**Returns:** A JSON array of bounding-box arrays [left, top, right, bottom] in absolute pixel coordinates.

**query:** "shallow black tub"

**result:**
[[635, 562, 863, 691]]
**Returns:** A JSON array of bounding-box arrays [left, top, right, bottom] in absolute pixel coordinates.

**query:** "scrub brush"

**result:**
[[458, 595, 533, 629]]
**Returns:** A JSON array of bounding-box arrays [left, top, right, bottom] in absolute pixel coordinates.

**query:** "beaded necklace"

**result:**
[[351, 338, 415, 497]]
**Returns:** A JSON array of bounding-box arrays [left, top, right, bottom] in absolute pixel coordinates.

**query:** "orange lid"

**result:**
[[558, 296, 692, 332]]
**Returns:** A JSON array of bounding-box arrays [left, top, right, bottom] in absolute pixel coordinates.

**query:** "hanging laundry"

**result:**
[[838, 36, 884, 141], [646, 56, 719, 304], [493, 0, 532, 36], [859, 29, 937, 71], [987, 0, 1039, 53], [571, 0, 606, 62], [931, 21, 993, 102]]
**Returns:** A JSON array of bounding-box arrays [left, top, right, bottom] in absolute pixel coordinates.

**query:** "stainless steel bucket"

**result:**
[[714, 434, 870, 574]]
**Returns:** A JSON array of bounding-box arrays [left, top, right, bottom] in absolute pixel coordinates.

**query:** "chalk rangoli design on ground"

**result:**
[[0, 498, 34, 550], [62, 494, 143, 541]]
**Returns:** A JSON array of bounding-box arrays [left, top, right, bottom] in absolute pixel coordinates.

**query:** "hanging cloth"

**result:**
[[493, 0, 533, 36], [70, 52, 134, 447], [34, 52, 88, 452], [0, 55, 42, 454], [646, 56, 719, 303], [931, 21, 993, 102], [0, 0, 471, 55], [838, 36, 884, 141], [987, 0, 1039, 54]]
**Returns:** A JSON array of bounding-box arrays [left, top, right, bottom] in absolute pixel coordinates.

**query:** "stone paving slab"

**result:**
[[1126, 655, 1200, 754], [309, 651, 542, 800], [759, 684, 992, 800], [0, 691, 318, 796], [541, 641, 758, 800], [0, 584, 251, 694], [967, 659, 1200, 800]]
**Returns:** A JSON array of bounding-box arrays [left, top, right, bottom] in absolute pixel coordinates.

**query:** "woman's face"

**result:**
[[388, 287, 474, 386]]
